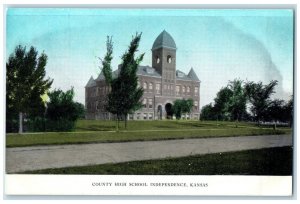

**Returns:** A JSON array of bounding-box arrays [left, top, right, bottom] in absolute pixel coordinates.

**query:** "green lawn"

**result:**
[[75, 119, 271, 131], [22, 146, 293, 175], [6, 120, 291, 147]]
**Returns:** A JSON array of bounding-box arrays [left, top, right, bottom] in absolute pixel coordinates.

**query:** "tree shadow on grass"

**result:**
[[76, 125, 115, 131], [153, 122, 222, 129]]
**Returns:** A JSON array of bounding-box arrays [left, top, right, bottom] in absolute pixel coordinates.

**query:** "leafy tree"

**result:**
[[284, 96, 293, 127], [74, 102, 85, 119], [200, 103, 216, 120], [213, 87, 233, 121], [102, 33, 144, 129], [226, 79, 247, 121], [264, 99, 285, 122], [6, 45, 53, 133], [212, 79, 247, 121], [182, 99, 194, 116], [45, 87, 84, 131], [244, 80, 278, 123], [101, 36, 113, 85], [172, 99, 194, 120], [172, 100, 183, 120]]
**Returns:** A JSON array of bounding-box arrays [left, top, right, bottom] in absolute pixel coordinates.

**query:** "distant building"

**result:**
[[85, 30, 201, 120]]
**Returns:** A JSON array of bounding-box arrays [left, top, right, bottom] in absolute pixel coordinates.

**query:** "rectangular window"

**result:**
[[143, 82, 147, 90], [194, 101, 198, 110], [195, 87, 199, 96], [156, 83, 161, 94], [148, 113, 153, 120], [187, 86, 190, 94], [182, 86, 185, 94], [176, 85, 180, 95], [143, 113, 148, 120], [148, 98, 153, 108], [143, 98, 147, 108], [129, 114, 134, 120], [149, 83, 153, 90]]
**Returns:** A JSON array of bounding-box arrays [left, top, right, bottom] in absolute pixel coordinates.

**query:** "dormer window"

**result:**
[[167, 55, 172, 63]]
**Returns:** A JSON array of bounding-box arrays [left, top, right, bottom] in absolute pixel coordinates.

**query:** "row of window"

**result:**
[[128, 113, 199, 120], [142, 98, 153, 109], [129, 113, 154, 120], [87, 86, 110, 98], [88, 99, 198, 111], [176, 86, 199, 96], [138, 82, 199, 96], [155, 55, 173, 64]]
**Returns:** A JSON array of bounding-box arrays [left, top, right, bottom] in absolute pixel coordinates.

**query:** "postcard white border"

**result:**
[[5, 175, 292, 196], [1, 0, 298, 200]]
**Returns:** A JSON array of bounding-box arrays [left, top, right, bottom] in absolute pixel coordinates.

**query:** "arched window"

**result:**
[[187, 86, 190, 93], [156, 56, 160, 64], [149, 82, 153, 90], [143, 82, 147, 90], [167, 55, 172, 63]]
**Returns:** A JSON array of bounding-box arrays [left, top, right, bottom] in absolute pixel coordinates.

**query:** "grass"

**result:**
[[75, 119, 266, 131], [6, 120, 291, 147], [22, 146, 293, 175]]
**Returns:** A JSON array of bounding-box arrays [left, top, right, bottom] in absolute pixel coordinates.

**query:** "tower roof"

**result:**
[[188, 67, 200, 81], [85, 76, 96, 87], [152, 30, 177, 50], [96, 70, 105, 81]]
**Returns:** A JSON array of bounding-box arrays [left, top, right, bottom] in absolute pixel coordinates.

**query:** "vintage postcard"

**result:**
[[4, 6, 294, 196]]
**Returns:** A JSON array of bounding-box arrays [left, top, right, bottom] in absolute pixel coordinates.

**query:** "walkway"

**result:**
[[6, 134, 292, 173]]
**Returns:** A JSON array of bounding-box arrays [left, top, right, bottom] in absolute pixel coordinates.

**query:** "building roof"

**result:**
[[137, 66, 161, 78], [152, 30, 177, 50], [85, 76, 96, 87], [94, 66, 200, 82], [95, 70, 105, 81], [187, 67, 200, 82]]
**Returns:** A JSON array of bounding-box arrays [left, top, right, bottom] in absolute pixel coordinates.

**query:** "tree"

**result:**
[[45, 87, 84, 131], [265, 99, 285, 122], [102, 33, 144, 129], [172, 99, 194, 120], [213, 87, 233, 121], [172, 100, 183, 120], [244, 80, 278, 123], [200, 103, 216, 120], [226, 79, 247, 121], [6, 45, 53, 133], [284, 96, 293, 127], [182, 99, 194, 116]]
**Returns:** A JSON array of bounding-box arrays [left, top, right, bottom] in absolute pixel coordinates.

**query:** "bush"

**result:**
[[25, 117, 76, 132], [45, 119, 76, 132], [25, 117, 46, 132], [6, 119, 18, 133]]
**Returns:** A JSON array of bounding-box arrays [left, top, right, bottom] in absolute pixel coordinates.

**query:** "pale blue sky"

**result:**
[[6, 8, 294, 108]]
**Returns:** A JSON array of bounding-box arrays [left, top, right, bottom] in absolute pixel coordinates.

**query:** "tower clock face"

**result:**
[[156, 57, 160, 64]]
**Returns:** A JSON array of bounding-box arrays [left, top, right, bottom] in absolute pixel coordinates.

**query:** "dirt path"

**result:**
[[6, 134, 292, 173]]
